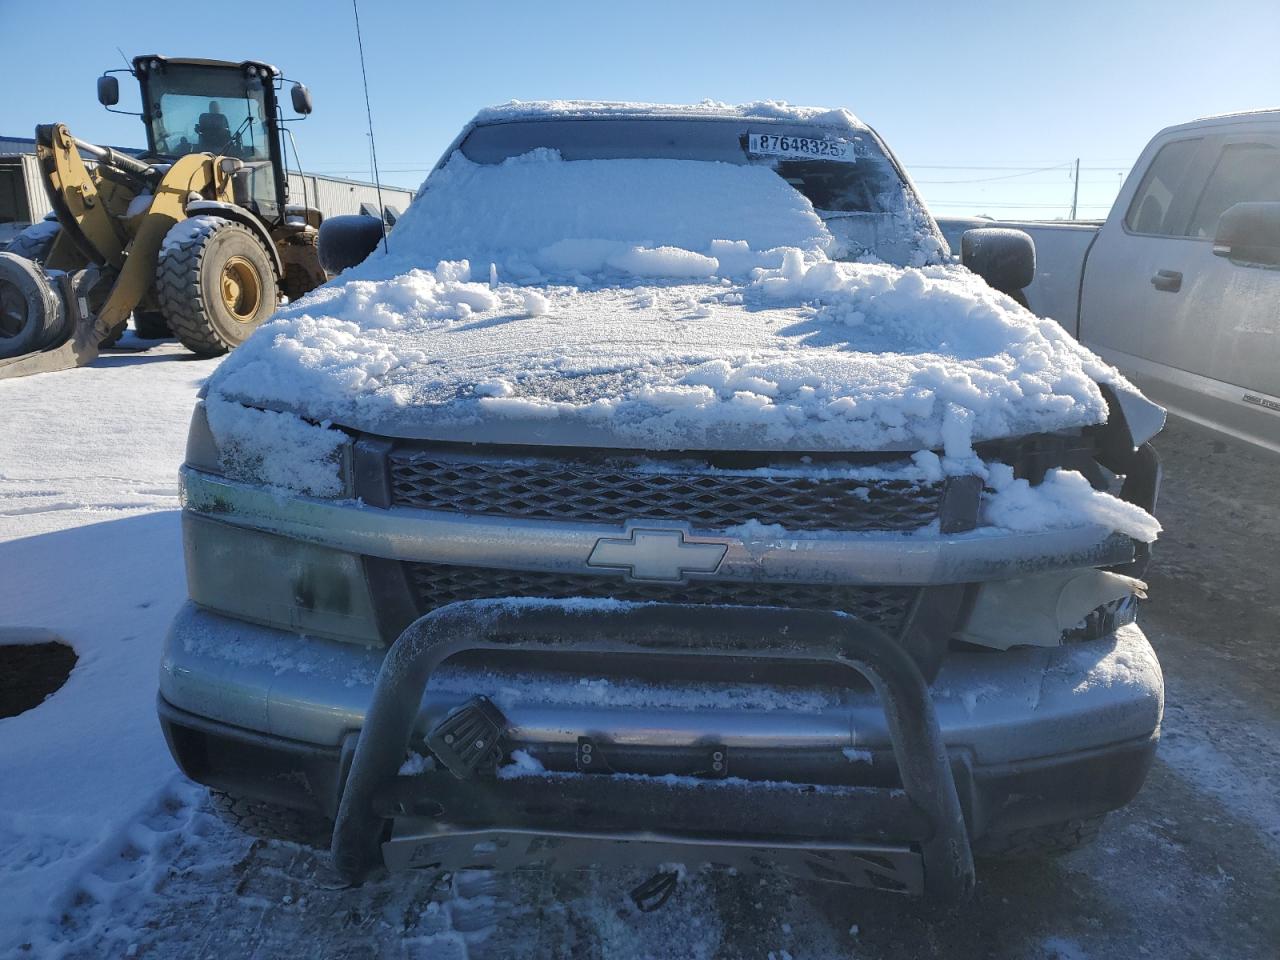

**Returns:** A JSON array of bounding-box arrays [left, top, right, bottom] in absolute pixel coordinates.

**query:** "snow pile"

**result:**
[[371, 148, 834, 280], [983, 466, 1162, 542]]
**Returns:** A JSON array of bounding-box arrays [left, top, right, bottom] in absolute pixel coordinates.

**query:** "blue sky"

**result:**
[[2, 0, 1277, 220]]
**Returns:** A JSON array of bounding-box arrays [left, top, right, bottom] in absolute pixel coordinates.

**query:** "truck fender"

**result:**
[[181, 200, 283, 279]]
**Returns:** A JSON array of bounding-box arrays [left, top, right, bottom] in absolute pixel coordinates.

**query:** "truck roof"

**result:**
[[1160, 107, 1280, 135], [472, 100, 869, 133]]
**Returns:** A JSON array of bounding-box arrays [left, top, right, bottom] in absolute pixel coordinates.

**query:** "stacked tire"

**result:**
[[0, 221, 66, 360]]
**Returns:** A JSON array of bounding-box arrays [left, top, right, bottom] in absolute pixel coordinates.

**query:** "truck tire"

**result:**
[[4, 220, 61, 262], [132, 310, 172, 340], [156, 216, 279, 357], [208, 790, 331, 848], [976, 814, 1106, 860], [0, 252, 67, 358]]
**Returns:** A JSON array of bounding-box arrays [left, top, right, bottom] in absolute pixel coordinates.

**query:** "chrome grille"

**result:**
[[387, 452, 942, 533], [404, 562, 919, 636]]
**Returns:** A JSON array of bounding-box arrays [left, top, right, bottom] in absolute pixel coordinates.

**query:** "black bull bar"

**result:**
[[331, 600, 976, 901]]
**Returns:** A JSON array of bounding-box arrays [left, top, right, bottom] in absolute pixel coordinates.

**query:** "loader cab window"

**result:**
[[140, 65, 271, 162]]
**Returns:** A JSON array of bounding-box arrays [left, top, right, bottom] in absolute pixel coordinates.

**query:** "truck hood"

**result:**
[[206, 258, 1151, 455]]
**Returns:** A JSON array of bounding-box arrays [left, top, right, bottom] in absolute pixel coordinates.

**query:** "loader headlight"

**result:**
[[183, 514, 381, 645]]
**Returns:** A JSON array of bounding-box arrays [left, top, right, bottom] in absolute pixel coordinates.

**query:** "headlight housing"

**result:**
[[188, 400, 353, 498], [183, 514, 381, 646], [955, 568, 1145, 650]]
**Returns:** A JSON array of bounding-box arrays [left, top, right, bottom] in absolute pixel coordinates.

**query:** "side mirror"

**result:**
[[1213, 202, 1280, 268], [318, 214, 384, 275], [290, 83, 313, 116], [961, 227, 1036, 295], [97, 75, 120, 107]]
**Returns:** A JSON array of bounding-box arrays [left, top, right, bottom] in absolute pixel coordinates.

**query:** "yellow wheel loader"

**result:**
[[0, 55, 328, 379]]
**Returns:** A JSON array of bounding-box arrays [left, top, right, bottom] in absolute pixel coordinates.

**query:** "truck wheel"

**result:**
[[0, 252, 67, 358], [208, 790, 331, 848], [4, 220, 60, 262], [976, 814, 1106, 860], [132, 310, 171, 340], [156, 216, 279, 357]]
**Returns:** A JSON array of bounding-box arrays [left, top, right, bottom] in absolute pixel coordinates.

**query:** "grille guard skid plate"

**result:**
[[330, 600, 976, 902]]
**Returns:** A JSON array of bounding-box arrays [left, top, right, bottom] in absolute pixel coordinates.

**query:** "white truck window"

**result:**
[[1124, 138, 1202, 236], [1187, 142, 1280, 238]]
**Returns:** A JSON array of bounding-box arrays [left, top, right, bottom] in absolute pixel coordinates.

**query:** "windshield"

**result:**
[[456, 118, 942, 265], [142, 64, 271, 160]]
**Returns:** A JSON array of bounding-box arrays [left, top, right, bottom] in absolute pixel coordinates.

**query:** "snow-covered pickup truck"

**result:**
[[160, 102, 1166, 902], [940, 109, 1280, 453]]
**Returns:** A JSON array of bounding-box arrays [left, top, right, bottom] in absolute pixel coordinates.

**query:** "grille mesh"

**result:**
[[388, 453, 942, 532], [405, 562, 918, 635]]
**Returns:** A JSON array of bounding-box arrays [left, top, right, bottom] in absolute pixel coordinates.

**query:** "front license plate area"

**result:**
[[383, 824, 923, 894]]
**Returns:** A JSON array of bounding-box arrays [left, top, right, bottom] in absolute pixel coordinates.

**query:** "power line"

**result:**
[[914, 161, 1072, 184]]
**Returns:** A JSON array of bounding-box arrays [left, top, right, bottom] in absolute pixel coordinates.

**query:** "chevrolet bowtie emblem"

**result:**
[[587, 528, 727, 582]]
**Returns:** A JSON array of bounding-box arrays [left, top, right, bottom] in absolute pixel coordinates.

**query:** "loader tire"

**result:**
[[157, 216, 278, 357], [4, 220, 60, 262], [132, 310, 171, 340], [0, 252, 67, 358], [279, 229, 327, 302], [976, 814, 1106, 860], [208, 789, 331, 848]]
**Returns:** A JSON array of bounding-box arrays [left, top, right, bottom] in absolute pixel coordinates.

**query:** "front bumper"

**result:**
[[160, 601, 1163, 896]]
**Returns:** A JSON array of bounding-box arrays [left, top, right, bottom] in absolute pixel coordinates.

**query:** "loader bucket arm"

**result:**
[[0, 152, 216, 380], [35, 124, 129, 271]]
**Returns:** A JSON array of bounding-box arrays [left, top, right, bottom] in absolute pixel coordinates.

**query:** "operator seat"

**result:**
[[196, 102, 231, 152]]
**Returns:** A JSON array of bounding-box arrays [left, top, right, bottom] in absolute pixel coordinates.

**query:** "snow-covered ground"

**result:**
[[0, 341, 222, 955], [1, 346, 1277, 958]]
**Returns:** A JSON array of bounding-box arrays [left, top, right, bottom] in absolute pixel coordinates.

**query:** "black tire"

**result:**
[[132, 310, 172, 340], [4, 220, 61, 262], [976, 814, 1106, 860], [208, 790, 332, 848], [280, 229, 327, 302], [156, 216, 279, 357], [0, 251, 67, 358]]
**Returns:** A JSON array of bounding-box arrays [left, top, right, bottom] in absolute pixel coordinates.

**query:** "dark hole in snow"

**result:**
[[0, 641, 77, 718]]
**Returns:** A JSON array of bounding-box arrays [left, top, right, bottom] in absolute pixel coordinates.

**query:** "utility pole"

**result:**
[[1070, 158, 1080, 220]]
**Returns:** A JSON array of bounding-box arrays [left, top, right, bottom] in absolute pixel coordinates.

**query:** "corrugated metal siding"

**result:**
[[20, 155, 52, 221], [1, 154, 53, 222], [288, 172, 415, 219]]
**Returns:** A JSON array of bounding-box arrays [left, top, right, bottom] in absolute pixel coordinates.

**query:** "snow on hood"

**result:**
[[207, 146, 1130, 460]]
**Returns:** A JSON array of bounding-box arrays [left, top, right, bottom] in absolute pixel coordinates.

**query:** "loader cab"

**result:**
[[128, 56, 303, 225]]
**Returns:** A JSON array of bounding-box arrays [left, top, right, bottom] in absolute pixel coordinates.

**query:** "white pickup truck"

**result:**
[[939, 109, 1280, 452]]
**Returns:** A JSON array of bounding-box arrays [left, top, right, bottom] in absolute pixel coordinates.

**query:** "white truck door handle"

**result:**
[[1151, 269, 1182, 293]]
